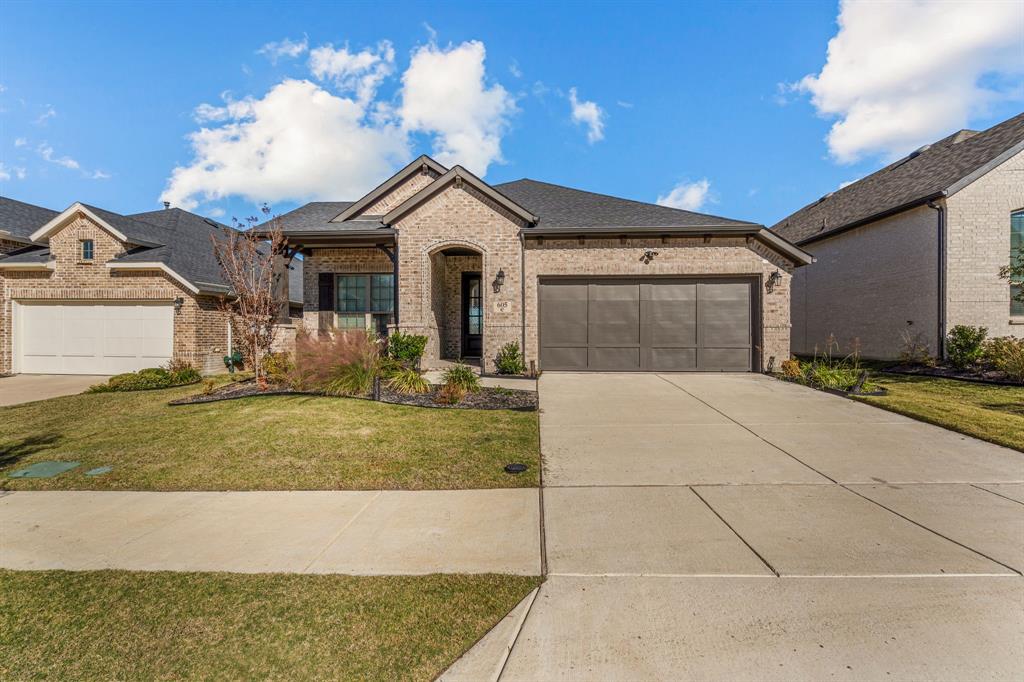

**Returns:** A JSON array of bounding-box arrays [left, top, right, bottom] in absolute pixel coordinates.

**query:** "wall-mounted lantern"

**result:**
[[766, 270, 782, 293], [640, 250, 658, 264], [174, 297, 185, 313], [493, 268, 506, 293]]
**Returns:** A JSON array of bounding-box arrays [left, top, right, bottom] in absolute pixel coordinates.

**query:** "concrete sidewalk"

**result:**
[[0, 489, 541, 575]]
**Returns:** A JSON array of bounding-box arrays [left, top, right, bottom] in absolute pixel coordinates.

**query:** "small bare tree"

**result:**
[[211, 205, 288, 388]]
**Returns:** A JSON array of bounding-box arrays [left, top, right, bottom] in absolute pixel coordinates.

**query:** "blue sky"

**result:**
[[1, 0, 1021, 227]]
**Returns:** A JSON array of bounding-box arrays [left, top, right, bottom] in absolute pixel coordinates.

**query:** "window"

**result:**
[[80, 239, 94, 261], [1012, 211, 1024, 316], [336, 273, 394, 335]]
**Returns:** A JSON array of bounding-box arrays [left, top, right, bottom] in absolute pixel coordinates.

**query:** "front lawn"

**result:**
[[856, 373, 1024, 452], [0, 384, 539, 490], [0, 570, 540, 681]]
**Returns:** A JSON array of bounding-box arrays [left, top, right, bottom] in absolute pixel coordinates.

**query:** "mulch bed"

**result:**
[[169, 378, 537, 411], [883, 364, 1023, 386]]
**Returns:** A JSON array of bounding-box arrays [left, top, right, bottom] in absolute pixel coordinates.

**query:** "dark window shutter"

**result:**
[[318, 273, 335, 312]]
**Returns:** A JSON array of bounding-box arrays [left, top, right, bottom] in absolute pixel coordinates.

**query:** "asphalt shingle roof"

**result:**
[[773, 111, 1024, 244], [277, 180, 758, 233], [0, 196, 59, 242], [495, 179, 757, 228], [0, 203, 301, 302]]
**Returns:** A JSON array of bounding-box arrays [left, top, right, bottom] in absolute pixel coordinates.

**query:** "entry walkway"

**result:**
[[0, 489, 540, 575]]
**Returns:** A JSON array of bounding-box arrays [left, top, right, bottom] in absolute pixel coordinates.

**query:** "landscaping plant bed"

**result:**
[[380, 385, 537, 411], [776, 375, 888, 397], [883, 364, 1023, 387], [171, 378, 538, 411]]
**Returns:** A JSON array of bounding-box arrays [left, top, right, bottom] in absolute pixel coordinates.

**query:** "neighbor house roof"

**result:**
[[2, 203, 302, 301], [773, 111, 1024, 245], [0, 196, 59, 244]]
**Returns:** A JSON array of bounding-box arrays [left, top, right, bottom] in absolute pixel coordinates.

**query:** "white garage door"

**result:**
[[16, 302, 174, 375]]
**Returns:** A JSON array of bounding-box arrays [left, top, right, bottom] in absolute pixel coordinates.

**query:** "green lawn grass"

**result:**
[[0, 384, 539, 491], [857, 373, 1024, 451], [0, 570, 540, 681]]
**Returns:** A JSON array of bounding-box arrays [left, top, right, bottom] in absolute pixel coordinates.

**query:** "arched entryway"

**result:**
[[426, 243, 485, 363]]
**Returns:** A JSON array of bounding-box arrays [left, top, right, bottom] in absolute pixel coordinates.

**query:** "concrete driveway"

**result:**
[[452, 373, 1024, 681], [0, 374, 106, 407]]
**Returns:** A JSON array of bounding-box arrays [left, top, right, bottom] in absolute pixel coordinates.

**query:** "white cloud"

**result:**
[[309, 41, 394, 104], [34, 105, 56, 125], [88, 170, 111, 180], [37, 143, 79, 170], [616, 100, 634, 109], [568, 87, 605, 143], [257, 35, 308, 64], [14, 137, 26, 147], [657, 179, 712, 211], [0, 164, 10, 181], [164, 39, 516, 209], [0, 163, 27, 182], [161, 78, 407, 210], [509, 60, 522, 78], [206, 207, 226, 218], [796, 0, 1024, 163], [399, 40, 515, 174]]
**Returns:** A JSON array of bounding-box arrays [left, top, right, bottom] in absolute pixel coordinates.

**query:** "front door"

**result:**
[[461, 272, 483, 357]]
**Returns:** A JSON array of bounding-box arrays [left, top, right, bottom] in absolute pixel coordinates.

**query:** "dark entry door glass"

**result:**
[[462, 272, 483, 357]]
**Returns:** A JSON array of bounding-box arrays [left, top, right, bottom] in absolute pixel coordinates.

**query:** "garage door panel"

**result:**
[[542, 346, 588, 371], [589, 346, 640, 371], [649, 347, 698, 371], [701, 283, 751, 348], [588, 283, 639, 346], [646, 283, 697, 347], [18, 302, 173, 375], [701, 348, 751, 372], [540, 283, 588, 346]]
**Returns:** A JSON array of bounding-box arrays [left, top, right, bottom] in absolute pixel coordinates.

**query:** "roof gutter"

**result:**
[[796, 192, 946, 247], [522, 224, 814, 266]]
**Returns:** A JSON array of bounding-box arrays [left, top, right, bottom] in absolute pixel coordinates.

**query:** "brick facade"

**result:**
[[299, 177, 798, 373], [1, 238, 26, 256], [791, 205, 940, 359], [790, 147, 1024, 361], [945, 149, 1024, 338], [0, 213, 229, 374]]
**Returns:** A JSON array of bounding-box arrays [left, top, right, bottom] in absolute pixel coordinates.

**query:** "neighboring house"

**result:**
[[0, 200, 302, 375], [774, 112, 1024, 360], [0, 197, 58, 255], [273, 156, 812, 374]]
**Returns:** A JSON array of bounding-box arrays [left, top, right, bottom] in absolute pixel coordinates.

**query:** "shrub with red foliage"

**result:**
[[286, 329, 381, 393]]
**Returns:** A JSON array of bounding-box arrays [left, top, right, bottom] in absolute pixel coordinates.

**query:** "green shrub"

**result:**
[[442, 362, 480, 393], [495, 342, 526, 375], [387, 331, 428, 365], [87, 364, 201, 393], [323, 360, 378, 396], [386, 367, 430, 394], [946, 325, 987, 369], [984, 336, 1024, 382]]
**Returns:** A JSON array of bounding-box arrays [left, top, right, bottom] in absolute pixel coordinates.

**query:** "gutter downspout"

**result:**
[[927, 200, 946, 359], [520, 230, 527, 370]]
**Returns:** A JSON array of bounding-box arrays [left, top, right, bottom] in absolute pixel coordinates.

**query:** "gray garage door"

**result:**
[[539, 278, 755, 372]]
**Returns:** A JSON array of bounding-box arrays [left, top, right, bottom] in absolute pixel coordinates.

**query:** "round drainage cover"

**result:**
[[504, 463, 528, 474]]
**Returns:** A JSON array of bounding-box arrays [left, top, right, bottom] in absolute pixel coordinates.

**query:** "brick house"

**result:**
[[274, 156, 812, 373], [773, 112, 1024, 360], [0, 199, 301, 375]]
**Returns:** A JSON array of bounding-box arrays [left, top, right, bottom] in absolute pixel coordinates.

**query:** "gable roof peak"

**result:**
[[330, 154, 448, 223]]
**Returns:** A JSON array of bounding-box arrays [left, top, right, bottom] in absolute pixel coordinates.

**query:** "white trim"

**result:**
[[105, 261, 200, 294], [0, 260, 55, 271], [30, 202, 129, 243], [11, 300, 22, 374]]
